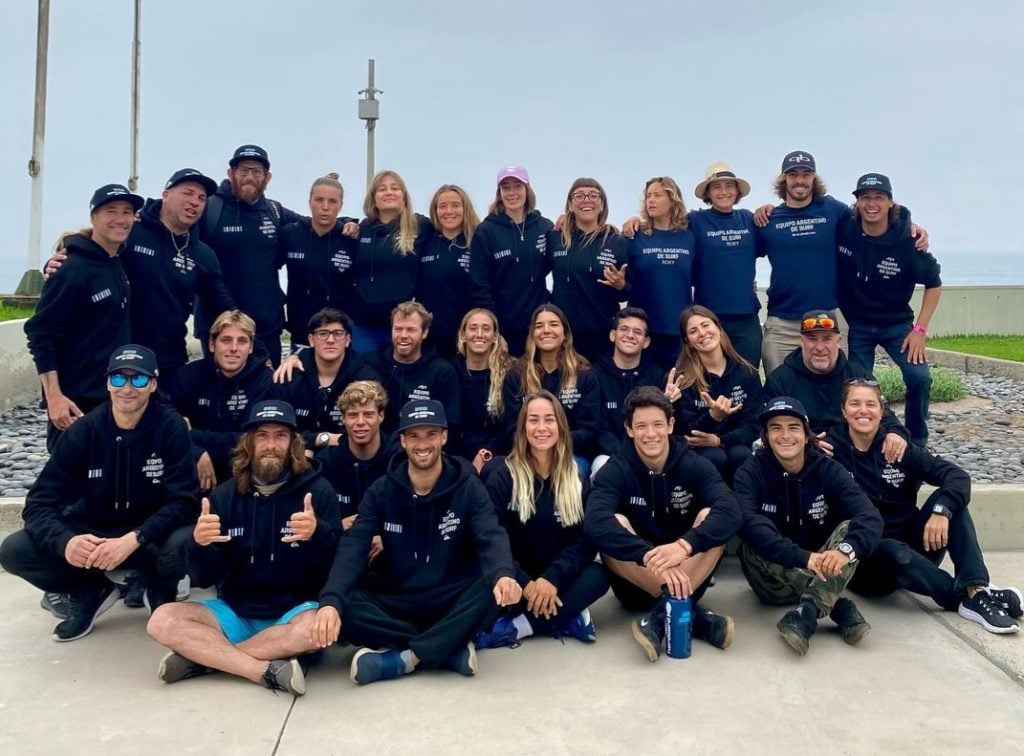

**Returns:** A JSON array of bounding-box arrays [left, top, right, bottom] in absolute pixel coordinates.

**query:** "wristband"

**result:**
[[911, 324, 927, 335]]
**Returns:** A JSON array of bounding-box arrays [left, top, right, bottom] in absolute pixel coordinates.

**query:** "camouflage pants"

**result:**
[[738, 521, 857, 618]]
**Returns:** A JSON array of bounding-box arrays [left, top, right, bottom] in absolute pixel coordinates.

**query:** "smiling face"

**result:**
[[842, 384, 884, 437], [800, 330, 842, 374], [524, 397, 559, 456], [610, 316, 649, 358], [766, 416, 807, 468], [434, 190, 465, 235], [374, 175, 405, 215], [252, 423, 292, 480], [161, 181, 208, 234], [91, 201, 136, 248], [532, 311, 566, 355], [309, 184, 342, 231], [856, 190, 893, 227], [343, 401, 384, 449], [461, 312, 497, 358], [210, 324, 253, 376], [569, 185, 605, 229], [707, 179, 739, 212], [685, 314, 722, 356], [499, 178, 527, 215], [107, 369, 155, 416], [784, 168, 814, 204], [228, 160, 269, 203], [392, 313, 427, 363], [400, 426, 447, 471], [627, 405, 674, 468]]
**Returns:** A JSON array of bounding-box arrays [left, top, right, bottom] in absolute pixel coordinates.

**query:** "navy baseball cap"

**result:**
[[90, 183, 144, 214], [800, 310, 841, 334], [853, 173, 893, 197], [398, 399, 448, 432], [229, 144, 270, 169], [165, 168, 218, 196], [243, 400, 297, 431], [781, 151, 816, 173], [758, 396, 810, 427], [106, 344, 159, 378]]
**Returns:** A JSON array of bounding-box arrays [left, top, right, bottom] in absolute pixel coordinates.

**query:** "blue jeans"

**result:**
[[847, 320, 931, 444], [351, 324, 392, 355]]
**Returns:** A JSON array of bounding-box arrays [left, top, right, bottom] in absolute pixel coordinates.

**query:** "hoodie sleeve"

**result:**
[[583, 459, 651, 564], [192, 241, 235, 316], [468, 224, 497, 311], [719, 370, 764, 449], [500, 371, 524, 451], [318, 480, 382, 612], [569, 370, 601, 456], [24, 260, 84, 375], [823, 458, 883, 559], [484, 464, 531, 585], [304, 478, 343, 557], [22, 423, 89, 557], [734, 458, 811, 569], [902, 445, 970, 515], [433, 360, 463, 452], [467, 475, 516, 586], [135, 412, 199, 544], [679, 455, 742, 554], [185, 485, 232, 588]]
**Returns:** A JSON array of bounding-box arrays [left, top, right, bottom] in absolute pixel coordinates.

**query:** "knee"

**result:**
[[901, 364, 932, 389], [285, 611, 319, 652], [146, 603, 182, 643], [875, 538, 913, 567], [0, 530, 33, 574]]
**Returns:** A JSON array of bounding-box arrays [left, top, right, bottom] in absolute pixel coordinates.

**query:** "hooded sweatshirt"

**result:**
[[417, 228, 472, 349], [25, 233, 131, 404], [674, 357, 762, 448], [126, 199, 234, 371], [688, 207, 760, 316], [593, 353, 664, 456], [836, 205, 942, 327], [548, 227, 629, 341], [187, 461, 341, 618], [468, 210, 553, 333], [626, 227, 696, 336], [451, 354, 511, 458], [734, 448, 883, 568], [316, 433, 399, 520], [350, 214, 431, 329], [318, 456, 515, 610], [763, 348, 907, 437], [364, 344, 461, 441], [502, 367, 601, 458], [585, 437, 741, 563], [827, 424, 970, 538], [486, 461, 595, 589], [271, 348, 380, 448], [280, 217, 357, 346], [23, 400, 197, 558]]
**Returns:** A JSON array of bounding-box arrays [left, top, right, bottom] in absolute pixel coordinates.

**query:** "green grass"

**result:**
[[0, 304, 35, 321], [876, 366, 966, 404], [928, 334, 1024, 363]]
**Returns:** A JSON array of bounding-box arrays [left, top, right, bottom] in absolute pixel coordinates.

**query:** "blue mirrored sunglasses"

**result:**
[[109, 372, 152, 389]]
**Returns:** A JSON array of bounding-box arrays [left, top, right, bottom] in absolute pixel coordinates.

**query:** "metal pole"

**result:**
[[358, 58, 381, 191], [128, 0, 141, 192], [17, 0, 49, 296]]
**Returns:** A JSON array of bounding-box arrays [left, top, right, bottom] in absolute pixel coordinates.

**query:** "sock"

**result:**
[[398, 649, 418, 673], [511, 613, 534, 639], [965, 586, 983, 599]]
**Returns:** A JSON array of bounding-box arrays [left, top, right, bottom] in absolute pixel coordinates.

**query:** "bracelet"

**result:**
[[912, 324, 927, 335]]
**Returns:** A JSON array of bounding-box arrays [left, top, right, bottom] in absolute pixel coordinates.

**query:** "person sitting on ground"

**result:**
[[475, 390, 610, 649], [0, 345, 197, 642], [311, 400, 521, 685], [829, 379, 1022, 634], [146, 400, 340, 696], [585, 386, 741, 662], [735, 396, 883, 656]]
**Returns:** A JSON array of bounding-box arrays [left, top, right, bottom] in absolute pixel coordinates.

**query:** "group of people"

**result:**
[[2, 145, 1019, 697]]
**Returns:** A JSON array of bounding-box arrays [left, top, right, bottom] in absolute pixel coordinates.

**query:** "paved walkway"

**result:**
[[2, 552, 1022, 755]]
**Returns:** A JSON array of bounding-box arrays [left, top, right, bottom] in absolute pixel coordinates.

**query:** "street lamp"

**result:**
[[358, 59, 381, 191]]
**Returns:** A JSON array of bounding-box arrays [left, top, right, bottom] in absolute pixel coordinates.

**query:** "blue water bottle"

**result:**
[[664, 595, 692, 659]]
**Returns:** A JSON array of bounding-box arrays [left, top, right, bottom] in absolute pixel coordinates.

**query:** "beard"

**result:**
[[253, 451, 286, 481]]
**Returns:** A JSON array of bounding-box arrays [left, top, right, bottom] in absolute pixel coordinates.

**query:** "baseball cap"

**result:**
[[397, 399, 448, 432], [758, 396, 810, 427], [90, 184, 144, 214], [853, 173, 893, 197], [106, 344, 159, 378], [781, 151, 816, 173], [800, 310, 841, 334], [496, 165, 530, 185], [243, 400, 297, 431], [229, 144, 270, 169], [165, 168, 218, 196]]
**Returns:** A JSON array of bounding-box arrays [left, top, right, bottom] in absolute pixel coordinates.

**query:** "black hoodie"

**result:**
[[468, 210, 553, 332], [593, 353, 664, 456], [836, 205, 942, 327], [126, 199, 235, 371], [271, 348, 380, 448], [316, 433, 400, 520], [280, 217, 357, 347], [763, 349, 908, 438], [364, 345, 461, 441], [585, 437, 741, 563], [319, 456, 515, 610], [188, 461, 341, 619], [417, 228, 472, 349], [675, 357, 763, 448], [734, 448, 883, 568], [548, 227, 629, 341], [23, 400, 197, 558], [351, 214, 431, 329], [503, 367, 601, 457], [25, 233, 131, 404], [451, 354, 511, 458], [486, 461, 595, 589], [827, 425, 971, 538]]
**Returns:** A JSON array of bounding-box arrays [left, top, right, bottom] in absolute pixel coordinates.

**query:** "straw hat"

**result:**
[[693, 161, 751, 201]]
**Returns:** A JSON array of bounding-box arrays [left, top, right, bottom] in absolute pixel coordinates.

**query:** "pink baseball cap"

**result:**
[[496, 165, 530, 185]]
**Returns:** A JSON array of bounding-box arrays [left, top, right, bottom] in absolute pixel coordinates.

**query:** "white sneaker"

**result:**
[[176, 576, 191, 601]]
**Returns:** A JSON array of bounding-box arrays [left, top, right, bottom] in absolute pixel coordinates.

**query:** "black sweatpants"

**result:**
[[504, 561, 609, 635], [608, 561, 716, 613], [340, 577, 498, 666]]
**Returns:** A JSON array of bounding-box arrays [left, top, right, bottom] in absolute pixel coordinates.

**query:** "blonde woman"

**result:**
[[350, 170, 431, 352], [476, 390, 609, 648]]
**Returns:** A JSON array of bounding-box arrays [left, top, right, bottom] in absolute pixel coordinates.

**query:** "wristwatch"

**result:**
[[837, 542, 857, 563], [133, 528, 147, 546], [931, 503, 953, 518], [316, 432, 331, 447]]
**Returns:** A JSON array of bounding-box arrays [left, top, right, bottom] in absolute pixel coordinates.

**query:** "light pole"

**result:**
[[358, 59, 381, 191], [128, 0, 141, 192]]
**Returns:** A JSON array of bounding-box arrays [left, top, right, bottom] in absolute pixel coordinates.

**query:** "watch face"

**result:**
[[839, 543, 852, 555]]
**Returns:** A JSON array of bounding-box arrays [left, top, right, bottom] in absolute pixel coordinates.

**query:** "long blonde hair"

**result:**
[[505, 391, 583, 526], [457, 308, 513, 419], [639, 176, 688, 233], [363, 170, 418, 254], [673, 305, 755, 394], [521, 304, 590, 395], [429, 184, 480, 247]]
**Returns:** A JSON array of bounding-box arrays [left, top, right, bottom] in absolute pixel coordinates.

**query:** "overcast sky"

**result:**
[[2, 0, 1022, 289]]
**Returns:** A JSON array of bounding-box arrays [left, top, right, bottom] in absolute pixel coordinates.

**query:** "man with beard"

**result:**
[[196, 145, 303, 366], [311, 399, 520, 685], [147, 400, 340, 696]]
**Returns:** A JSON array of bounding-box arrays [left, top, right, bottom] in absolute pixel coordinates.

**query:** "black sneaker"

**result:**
[[631, 608, 665, 662], [40, 592, 70, 620], [959, 590, 1020, 634], [142, 585, 178, 615], [829, 597, 871, 646], [52, 583, 119, 642], [777, 601, 817, 656], [122, 571, 146, 608], [262, 658, 305, 696], [987, 585, 1024, 619], [692, 606, 734, 649], [158, 651, 216, 684]]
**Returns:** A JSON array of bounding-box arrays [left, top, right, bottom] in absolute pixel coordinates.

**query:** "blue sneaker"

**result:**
[[473, 616, 521, 650], [442, 642, 478, 676], [557, 608, 597, 643], [350, 648, 409, 685]]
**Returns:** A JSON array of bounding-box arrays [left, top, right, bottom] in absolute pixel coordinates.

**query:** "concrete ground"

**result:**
[[1, 551, 1022, 756]]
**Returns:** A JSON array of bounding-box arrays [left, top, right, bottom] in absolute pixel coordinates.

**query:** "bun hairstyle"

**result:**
[[309, 172, 344, 200]]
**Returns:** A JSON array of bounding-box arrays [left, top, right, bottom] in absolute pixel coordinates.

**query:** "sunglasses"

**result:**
[[844, 377, 880, 387], [109, 372, 152, 389], [802, 316, 836, 331]]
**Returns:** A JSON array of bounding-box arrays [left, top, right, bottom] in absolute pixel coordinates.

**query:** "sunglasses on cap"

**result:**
[[109, 372, 152, 389], [802, 315, 836, 331], [844, 377, 880, 387]]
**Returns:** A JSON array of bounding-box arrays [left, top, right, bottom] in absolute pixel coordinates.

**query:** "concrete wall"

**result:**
[[0, 319, 38, 413]]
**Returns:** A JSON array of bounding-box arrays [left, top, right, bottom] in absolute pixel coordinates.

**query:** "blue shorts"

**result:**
[[199, 598, 319, 645]]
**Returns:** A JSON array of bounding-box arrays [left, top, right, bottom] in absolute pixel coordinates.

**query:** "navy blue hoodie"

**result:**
[[688, 207, 760, 316], [451, 354, 511, 458], [350, 214, 431, 329], [417, 228, 472, 350], [585, 437, 741, 563], [502, 367, 601, 457], [364, 345, 461, 442], [735, 448, 883, 567], [674, 357, 762, 449], [188, 461, 340, 618], [319, 456, 516, 610], [626, 227, 695, 336], [836, 205, 941, 327], [126, 199, 234, 371], [280, 217, 357, 347], [23, 400, 197, 557], [468, 210, 553, 337], [316, 434, 400, 520], [593, 354, 664, 456], [548, 227, 629, 342], [25, 233, 131, 404]]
